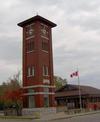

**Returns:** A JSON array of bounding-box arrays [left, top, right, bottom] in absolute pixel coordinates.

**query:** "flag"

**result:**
[[70, 71, 78, 78]]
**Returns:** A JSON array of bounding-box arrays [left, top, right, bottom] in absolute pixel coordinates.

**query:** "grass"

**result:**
[[0, 112, 40, 120]]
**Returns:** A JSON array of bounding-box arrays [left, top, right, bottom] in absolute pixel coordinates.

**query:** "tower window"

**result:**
[[27, 40, 34, 52], [27, 67, 31, 77], [43, 65, 49, 76], [32, 66, 35, 76], [42, 41, 48, 51], [27, 66, 35, 77]]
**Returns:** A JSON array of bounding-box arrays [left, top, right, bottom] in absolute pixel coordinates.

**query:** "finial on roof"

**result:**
[[36, 12, 38, 15]]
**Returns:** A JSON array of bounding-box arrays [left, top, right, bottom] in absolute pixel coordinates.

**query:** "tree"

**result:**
[[0, 71, 21, 96], [3, 88, 23, 103], [3, 88, 23, 116], [54, 76, 67, 89], [0, 71, 22, 112]]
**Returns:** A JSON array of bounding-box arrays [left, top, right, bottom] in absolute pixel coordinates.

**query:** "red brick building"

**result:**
[[56, 84, 100, 110], [18, 15, 56, 108]]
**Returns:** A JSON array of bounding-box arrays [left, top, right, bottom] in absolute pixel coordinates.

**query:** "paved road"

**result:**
[[50, 113, 100, 122]]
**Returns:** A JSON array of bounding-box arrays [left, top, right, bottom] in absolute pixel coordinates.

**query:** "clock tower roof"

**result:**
[[18, 15, 57, 27]]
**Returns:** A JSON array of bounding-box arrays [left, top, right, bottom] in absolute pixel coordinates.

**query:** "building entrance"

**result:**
[[29, 96, 35, 108]]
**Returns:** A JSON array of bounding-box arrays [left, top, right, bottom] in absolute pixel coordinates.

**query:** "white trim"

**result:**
[[41, 35, 49, 40], [26, 35, 35, 40], [22, 85, 55, 89], [27, 50, 35, 53], [23, 92, 55, 96], [25, 23, 35, 28], [40, 23, 48, 28], [42, 50, 48, 53], [27, 75, 34, 78]]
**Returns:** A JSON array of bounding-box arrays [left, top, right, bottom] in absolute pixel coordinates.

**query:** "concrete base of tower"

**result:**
[[22, 107, 56, 116]]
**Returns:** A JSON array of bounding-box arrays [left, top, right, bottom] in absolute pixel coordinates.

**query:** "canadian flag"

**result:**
[[70, 71, 78, 78]]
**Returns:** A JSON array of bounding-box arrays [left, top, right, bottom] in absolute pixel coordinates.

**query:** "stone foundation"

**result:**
[[22, 107, 56, 116], [56, 106, 68, 112]]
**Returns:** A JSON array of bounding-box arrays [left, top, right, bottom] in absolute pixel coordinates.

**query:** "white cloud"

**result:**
[[0, 0, 100, 88]]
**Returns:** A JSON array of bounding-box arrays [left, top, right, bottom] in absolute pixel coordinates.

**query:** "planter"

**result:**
[[4, 108, 22, 116]]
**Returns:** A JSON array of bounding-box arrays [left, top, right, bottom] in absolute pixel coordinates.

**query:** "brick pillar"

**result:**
[[35, 94, 44, 107], [23, 96, 28, 108], [49, 94, 56, 107]]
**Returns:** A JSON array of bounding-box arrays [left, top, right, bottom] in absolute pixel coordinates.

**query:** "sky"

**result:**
[[0, 0, 100, 88]]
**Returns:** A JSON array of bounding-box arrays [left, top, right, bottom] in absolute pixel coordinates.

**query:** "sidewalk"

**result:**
[[36, 110, 100, 121], [0, 110, 100, 121]]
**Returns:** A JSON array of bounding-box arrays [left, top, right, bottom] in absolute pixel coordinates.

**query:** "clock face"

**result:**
[[25, 23, 34, 38], [41, 24, 48, 37], [29, 28, 34, 36], [41, 28, 46, 35]]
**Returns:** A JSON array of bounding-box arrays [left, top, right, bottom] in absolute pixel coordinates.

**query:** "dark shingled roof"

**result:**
[[18, 15, 57, 27], [55, 84, 100, 97]]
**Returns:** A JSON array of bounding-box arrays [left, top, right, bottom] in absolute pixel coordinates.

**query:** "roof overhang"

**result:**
[[18, 15, 57, 27]]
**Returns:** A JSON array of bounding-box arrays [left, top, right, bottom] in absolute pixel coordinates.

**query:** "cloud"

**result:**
[[0, 0, 100, 88]]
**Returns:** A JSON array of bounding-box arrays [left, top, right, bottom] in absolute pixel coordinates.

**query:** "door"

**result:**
[[29, 96, 35, 108]]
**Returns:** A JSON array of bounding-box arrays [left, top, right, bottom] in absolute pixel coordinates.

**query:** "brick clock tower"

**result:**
[[18, 15, 56, 108]]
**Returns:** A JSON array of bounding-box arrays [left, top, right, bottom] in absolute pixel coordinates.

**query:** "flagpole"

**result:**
[[77, 69, 82, 111]]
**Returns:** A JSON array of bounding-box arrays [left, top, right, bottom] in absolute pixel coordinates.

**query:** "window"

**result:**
[[44, 88, 49, 93], [27, 67, 31, 77], [27, 66, 35, 77], [44, 94, 49, 107], [29, 96, 35, 108], [32, 66, 35, 76], [43, 65, 49, 76], [27, 40, 34, 52], [28, 89, 35, 93], [42, 41, 48, 51]]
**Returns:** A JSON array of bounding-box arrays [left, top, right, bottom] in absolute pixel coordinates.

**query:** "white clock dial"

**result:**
[[42, 29, 46, 35], [29, 28, 33, 35]]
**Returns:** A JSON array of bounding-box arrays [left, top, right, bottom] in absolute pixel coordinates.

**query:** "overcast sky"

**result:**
[[0, 0, 100, 88]]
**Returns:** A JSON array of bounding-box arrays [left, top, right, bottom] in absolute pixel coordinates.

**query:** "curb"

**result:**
[[0, 115, 37, 120]]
